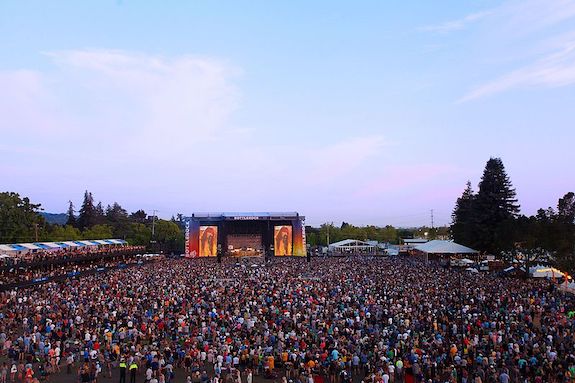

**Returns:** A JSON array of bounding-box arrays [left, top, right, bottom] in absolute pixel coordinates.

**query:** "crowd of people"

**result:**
[[0, 246, 146, 287], [1, 256, 574, 383], [0, 246, 145, 268], [0, 256, 144, 287]]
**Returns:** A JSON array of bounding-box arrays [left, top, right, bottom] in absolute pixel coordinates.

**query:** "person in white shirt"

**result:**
[[388, 364, 395, 379]]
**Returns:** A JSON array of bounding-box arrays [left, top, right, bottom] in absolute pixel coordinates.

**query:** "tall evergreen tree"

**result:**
[[65, 200, 77, 227], [106, 202, 130, 237], [77, 191, 96, 231], [451, 181, 475, 246], [105, 202, 128, 224], [130, 210, 147, 223], [473, 158, 520, 254], [94, 202, 106, 225], [554, 192, 575, 273], [557, 192, 575, 224]]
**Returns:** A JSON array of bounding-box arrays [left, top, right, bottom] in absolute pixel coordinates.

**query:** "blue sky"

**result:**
[[1, 0, 574, 226]]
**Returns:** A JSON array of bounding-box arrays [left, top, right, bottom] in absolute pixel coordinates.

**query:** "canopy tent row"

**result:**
[[0, 245, 14, 252], [0, 239, 128, 255]]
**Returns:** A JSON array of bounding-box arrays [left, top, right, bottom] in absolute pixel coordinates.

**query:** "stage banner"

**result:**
[[199, 226, 218, 257], [292, 218, 306, 257], [274, 225, 293, 256], [185, 219, 190, 256], [187, 220, 200, 258]]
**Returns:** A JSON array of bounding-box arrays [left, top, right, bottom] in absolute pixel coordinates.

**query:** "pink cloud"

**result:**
[[355, 163, 460, 198]]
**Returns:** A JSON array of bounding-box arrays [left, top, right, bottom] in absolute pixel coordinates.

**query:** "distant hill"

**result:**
[[40, 212, 68, 225]]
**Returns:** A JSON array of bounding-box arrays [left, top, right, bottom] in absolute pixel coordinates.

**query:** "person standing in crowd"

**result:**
[[119, 359, 127, 383], [129, 360, 138, 383], [0, 363, 7, 383]]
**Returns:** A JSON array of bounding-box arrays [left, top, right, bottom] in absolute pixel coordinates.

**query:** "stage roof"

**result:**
[[189, 212, 303, 220]]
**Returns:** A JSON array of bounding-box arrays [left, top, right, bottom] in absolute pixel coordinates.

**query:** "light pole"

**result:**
[[151, 210, 158, 237], [150, 210, 158, 252], [326, 224, 330, 257], [424, 232, 429, 262]]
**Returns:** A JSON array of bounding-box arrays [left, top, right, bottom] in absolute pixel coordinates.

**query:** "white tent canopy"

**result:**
[[414, 240, 479, 254], [329, 239, 374, 248], [328, 239, 377, 254], [20, 243, 41, 250], [530, 266, 566, 278], [42, 242, 62, 249], [76, 240, 96, 246]]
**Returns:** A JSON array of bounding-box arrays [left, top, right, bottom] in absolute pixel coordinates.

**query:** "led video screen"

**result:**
[[199, 226, 218, 257], [274, 225, 292, 256]]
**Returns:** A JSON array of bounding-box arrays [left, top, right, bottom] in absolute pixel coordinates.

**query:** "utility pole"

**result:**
[[431, 209, 434, 229], [151, 210, 158, 237], [150, 210, 159, 253]]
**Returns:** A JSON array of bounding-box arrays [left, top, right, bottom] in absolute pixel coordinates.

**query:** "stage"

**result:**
[[184, 212, 306, 258]]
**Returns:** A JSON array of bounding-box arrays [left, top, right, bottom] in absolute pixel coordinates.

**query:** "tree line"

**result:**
[[451, 157, 574, 273], [3, 159, 572, 266], [0, 191, 184, 253], [305, 222, 450, 246]]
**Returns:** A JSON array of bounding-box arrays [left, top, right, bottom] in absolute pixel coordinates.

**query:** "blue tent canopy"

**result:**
[[33, 243, 53, 250], [1, 239, 128, 252]]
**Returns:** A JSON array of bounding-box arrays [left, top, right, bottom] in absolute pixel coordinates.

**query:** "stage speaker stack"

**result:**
[[266, 246, 273, 262], [217, 244, 222, 264]]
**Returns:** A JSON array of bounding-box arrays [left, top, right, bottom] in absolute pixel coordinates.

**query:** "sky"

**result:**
[[1, 0, 574, 227]]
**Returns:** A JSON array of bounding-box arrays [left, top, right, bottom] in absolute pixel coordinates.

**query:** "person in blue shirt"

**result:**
[[331, 349, 339, 361]]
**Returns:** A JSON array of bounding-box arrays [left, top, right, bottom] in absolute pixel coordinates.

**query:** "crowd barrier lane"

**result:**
[[0, 260, 151, 292]]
